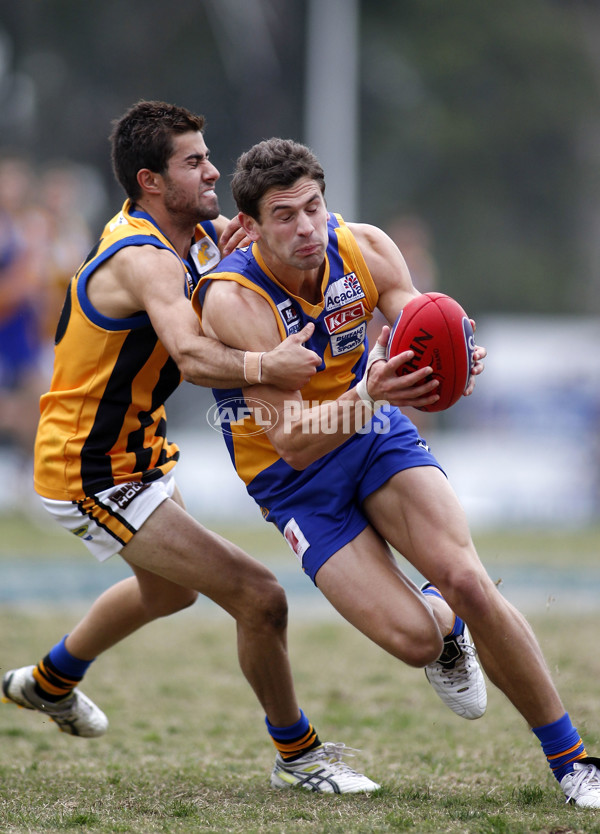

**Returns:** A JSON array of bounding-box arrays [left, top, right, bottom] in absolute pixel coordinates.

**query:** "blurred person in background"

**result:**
[[0, 155, 48, 492], [0, 157, 98, 508], [37, 161, 99, 356]]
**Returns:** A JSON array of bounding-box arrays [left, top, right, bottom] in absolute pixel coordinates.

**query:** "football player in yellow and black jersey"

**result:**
[[2, 102, 381, 794], [194, 137, 600, 807]]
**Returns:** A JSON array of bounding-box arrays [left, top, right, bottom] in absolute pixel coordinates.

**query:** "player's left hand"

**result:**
[[219, 215, 250, 256], [261, 323, 321, 390], [464, 319, 486, 396], [360, 326, 440, 409]]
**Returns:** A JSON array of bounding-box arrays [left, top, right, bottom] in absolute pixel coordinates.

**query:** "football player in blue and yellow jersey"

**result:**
[[193, 137, 600, 807]]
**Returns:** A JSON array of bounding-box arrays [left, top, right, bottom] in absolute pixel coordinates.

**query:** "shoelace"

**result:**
[[438, 644, 478, 685], [321, 742, 359, 761], [565, 764, 600, 804], [318, 743, 365, 775]]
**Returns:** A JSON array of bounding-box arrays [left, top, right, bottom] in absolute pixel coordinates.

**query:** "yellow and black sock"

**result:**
[[266, 709, 321, 762], [33, 657, 81, 702], [32, 635, 93, 703]]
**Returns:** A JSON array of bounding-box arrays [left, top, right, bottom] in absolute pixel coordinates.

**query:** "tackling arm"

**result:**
[[95, 245, 319, 390]]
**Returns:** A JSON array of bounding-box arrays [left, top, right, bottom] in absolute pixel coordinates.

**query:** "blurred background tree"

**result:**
[[1, 0, 599, 316]]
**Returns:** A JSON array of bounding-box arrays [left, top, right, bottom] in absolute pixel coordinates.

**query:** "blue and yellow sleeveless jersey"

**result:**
[[34, 199, 220, 501], [192, 212, 379, 507]]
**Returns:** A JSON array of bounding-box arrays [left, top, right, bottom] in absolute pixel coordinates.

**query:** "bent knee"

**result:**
[[385, 622, 443, 668], [174, 587, 199, 612], [238, 575, 289, 633], [436, 567, 497, 620]]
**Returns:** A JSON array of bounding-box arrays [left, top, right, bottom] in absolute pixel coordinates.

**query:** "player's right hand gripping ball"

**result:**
[[387, 292, 475, 412]]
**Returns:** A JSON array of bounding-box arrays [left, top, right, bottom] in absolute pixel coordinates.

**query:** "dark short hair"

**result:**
[[231, 138, 325, 220], [110, 100, 205, 200]]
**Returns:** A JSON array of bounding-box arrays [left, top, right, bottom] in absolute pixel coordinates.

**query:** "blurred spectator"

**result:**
[[37, 161, 98, 347], [0, 154, 101, 508], [0, 154, 47, 461], [386, 214, 438, 293]]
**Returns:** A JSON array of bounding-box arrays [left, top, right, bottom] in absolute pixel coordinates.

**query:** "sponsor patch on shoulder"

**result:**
[[277, 298, 301, 334], [189, 236, 221, 275], [108, 212, 129, 232]]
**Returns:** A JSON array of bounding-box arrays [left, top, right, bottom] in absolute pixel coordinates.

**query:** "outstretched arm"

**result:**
[[92, 244, 319, 391]]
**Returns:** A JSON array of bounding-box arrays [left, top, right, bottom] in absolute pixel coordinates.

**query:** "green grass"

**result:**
[[1, 611, 600, 833], [1, 516, 600, 832]]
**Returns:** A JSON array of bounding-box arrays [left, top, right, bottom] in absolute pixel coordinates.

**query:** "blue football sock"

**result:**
[[532, 712, 587, 783], [421, 583, 465, 638], [48, 635, 94, 679], [34, 635, 95, 701]]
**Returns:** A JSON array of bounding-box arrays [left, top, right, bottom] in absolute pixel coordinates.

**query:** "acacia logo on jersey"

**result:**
[[206, 397, 279, 436], [324, 272, 365, 311]]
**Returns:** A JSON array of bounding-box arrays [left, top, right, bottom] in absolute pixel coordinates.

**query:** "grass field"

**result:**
[[1, 515, 600, 833]]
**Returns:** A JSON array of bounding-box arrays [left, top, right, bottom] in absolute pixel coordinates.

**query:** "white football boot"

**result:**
[[424, 626, 487, 719], [561, 760, 600, 808], [2, 665, 108, 737], [271, 742, 380, 793]]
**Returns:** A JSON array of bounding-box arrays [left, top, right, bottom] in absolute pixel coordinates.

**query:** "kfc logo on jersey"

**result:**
[[330, 322, 367, 356], [324, 301, 365, 334], [277, 299, 301, 334], [324, 273, 365, 311]]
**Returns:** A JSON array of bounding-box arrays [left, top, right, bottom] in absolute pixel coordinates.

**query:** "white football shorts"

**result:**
[[40, 473, 176, 562]]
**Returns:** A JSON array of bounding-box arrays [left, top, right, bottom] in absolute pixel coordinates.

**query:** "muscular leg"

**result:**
[[61, 477, 300, 726], [363, 466, 564, 728], [111, 496, 300, 728], [314, 523, 446, 668], [65, 484, 198, 661], [65, 570, 198, 660]]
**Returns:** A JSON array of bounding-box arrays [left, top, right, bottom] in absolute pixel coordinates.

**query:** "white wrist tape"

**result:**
[[355, 342, 387, 406], [243, 351, 265, 385]]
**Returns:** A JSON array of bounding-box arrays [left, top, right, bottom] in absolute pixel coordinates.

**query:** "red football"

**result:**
[[387, 292, 475, 412]]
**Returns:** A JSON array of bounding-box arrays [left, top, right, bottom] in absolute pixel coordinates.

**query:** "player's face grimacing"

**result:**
[[161, 131, 221, 226], [250, 177, 329, 273]]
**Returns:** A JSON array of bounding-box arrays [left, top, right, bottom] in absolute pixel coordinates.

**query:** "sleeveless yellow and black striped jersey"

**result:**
[[34, 199, 221, 500]]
